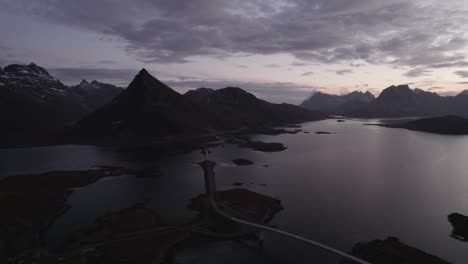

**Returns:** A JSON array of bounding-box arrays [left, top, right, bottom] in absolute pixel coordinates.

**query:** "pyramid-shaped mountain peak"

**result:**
[[111, 68, 181, 109], [133, 68, 157, 83], [137, 68, 150, 75], [127, 69, 177, 94]]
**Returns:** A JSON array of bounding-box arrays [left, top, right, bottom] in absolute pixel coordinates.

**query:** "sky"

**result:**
[[1, 0, 468, 104]]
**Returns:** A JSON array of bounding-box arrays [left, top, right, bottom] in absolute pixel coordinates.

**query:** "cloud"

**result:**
[[97, 60, 118, 64], [265, 63, 281, 68], [427, 61, 468, 69], [350, 62, 366, 67], [165, 78, 325, 104], [330, 69, 353, 75], [291, 61, 308, 67], [454, 70, 468, 78], [404, 68, 432, 78], [301, 71, 314, 76], [49, 67, 137, 85], [234, 64, 248, 68], [46, 65, 323, 103], [4, 0, 468, 68], [428, 86, 444, 90], [0, 43, 20, 66]]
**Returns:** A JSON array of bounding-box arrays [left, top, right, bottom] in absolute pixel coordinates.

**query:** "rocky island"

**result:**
[[381, 115, 468, 135], [239, 141, 287, 152], [341, 236, 450, 264], [232, 159, 254, 166], [0, 167, 138, 261], [0, 156, 285, 263], [448, 212, 468, 241]]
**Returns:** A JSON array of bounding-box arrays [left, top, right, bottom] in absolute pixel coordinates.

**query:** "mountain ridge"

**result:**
[[301, 84, 468, 118], [184, 86, 326, 131], [300, 90, 375, 115], [0, 62, 327, 146], [74, 68, 223, 139], [0, 63, 124, 145], [75, 70, 327, 140]]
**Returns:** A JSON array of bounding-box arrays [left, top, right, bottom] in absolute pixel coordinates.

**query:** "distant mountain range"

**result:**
[[72, 79, 123, 111], [301, 85, 468, 118], [0, 63, 326, 145], [300, 91, 375, 115], [184, 87, 319, 130], [75, 69, 326, 139], [8, 62, 468, 146]]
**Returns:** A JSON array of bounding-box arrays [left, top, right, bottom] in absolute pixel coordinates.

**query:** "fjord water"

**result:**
[[1, 119, 468, 263]]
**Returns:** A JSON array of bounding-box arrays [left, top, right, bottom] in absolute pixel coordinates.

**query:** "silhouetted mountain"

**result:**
[[449, 90, 468, 117], [448, 212, 468, 240], [300, 91, 375, 115], [301, 84, 468, 118], [385, 115, 468, 135], [0, 63, 126, 145], [183, 87, 216, 104], [184, 87, 327, 130], [72, 79, 122, 111], [76, 71, 327, 140], [0, 63, 86, 143], [351, 85, 447, 117], [75, 69, 213, 138]]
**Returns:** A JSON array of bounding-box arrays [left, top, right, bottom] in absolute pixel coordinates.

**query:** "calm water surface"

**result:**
[[1, 119, 468, 263]]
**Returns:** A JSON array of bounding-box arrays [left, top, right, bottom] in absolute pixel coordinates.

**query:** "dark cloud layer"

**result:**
[[337, 69, 353, 75], [454, 70, 468, 78], [49, 67, 136, 85], [3, 0, 468, 103], [330, 69, 353, 75], [48, 66, 320, 103], [4, 0, 468, 68], [165, 79, 324, 104], [404, 68, 432, 78]]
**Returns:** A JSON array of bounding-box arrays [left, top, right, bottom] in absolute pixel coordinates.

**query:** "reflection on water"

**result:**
[[0, 145, 128, 177], [1, 119, 468, 263]]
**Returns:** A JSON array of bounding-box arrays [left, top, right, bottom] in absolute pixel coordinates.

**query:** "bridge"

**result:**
[[198, 148, 371, 264]]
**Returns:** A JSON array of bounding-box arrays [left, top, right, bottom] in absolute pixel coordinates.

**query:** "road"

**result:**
[[199, 148, 371, 264]]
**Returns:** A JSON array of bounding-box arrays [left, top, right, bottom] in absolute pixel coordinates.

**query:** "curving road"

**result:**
[[199, 148, 371, 264]]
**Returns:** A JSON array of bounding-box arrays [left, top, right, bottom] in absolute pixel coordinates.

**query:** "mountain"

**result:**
[[449, 90, 468, 117], [74, 69, 213, 138], [300, 91, 375, 115], [0, 63, 124, 145], [348, 85, 451, 118], [0, 63, 86, 142], [72, 79, 122, 111], [184, 87, 326, 130], [301, 84, 468, 118], [366, 85, 468, 118], [182, 87, 215, 104], [76, 71, 327, 140]]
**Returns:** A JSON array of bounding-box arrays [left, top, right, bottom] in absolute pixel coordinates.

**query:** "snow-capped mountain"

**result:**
[[0, 63, 123, 145], [0, 63, 72, 99], [72, 79, 122, 111]]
